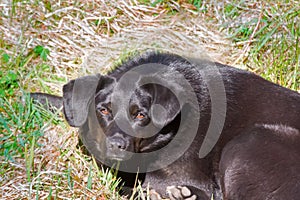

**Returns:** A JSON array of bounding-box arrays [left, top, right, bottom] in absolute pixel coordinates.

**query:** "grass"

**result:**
[[0, 0, 299, 199], [0, 42, 122, 198], [217, 1, 299, 90]]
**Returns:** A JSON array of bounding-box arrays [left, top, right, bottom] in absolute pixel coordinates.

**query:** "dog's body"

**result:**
[[32, 52, 300, 199]]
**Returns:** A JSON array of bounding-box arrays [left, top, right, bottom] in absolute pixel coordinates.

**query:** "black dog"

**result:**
[[32, 52, 300, 200]]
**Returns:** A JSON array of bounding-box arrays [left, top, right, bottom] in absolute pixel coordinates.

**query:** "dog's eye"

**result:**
[[135, 112, 145, 119], [100, 108, 110, 115]]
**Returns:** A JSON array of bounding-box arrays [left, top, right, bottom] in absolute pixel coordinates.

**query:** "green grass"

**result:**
[[0, 43, 121, 198], [218, 1, 299, 90], [0, 95, 43, 161], [251, 7, 299, 90], [134, 0, 299, 91]]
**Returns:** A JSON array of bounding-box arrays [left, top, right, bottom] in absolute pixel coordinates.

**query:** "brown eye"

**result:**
[[100, 108, 110, 115], [135, 112, 145, 119]]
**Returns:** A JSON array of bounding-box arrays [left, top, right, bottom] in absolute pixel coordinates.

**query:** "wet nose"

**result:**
[[107, 136, 127, 151]]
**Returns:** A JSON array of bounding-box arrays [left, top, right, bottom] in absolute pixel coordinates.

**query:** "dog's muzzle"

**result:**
[[105, 134, 133, 161]]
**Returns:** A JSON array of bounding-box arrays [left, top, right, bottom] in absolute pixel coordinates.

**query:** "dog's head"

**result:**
[[62, 73, 182, 163]]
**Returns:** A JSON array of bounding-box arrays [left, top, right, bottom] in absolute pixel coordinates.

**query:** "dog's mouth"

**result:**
[[105, 148, 134, 161], [106, 155, 127, 162]]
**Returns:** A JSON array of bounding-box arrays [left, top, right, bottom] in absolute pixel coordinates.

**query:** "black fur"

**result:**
[[32, 52, 300, 200], [30, 92, 62, 111]]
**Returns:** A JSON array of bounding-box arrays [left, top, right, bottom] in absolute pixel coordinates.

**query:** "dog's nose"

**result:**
[[105, 135, 133, 161], [107, 136, 127, 151]]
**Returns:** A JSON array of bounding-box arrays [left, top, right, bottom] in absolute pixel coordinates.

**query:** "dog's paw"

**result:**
[[148, 189, 163, 200], [166, 186, 197, 200]]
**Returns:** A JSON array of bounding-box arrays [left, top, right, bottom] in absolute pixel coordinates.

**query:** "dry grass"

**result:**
[[1, 0, 234, 94], [0, 0, 299, 199]]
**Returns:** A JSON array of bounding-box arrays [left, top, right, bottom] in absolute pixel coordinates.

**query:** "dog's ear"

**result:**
[[63, 74, 108, 127]]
